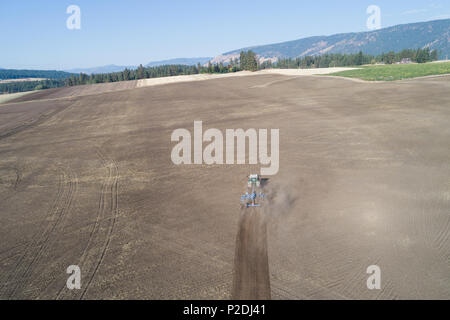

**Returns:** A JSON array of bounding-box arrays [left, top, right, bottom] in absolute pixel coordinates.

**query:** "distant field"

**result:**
[[0, 78, 48, 84], [0, 91, 34, 104], [329, 61, 450, 81]]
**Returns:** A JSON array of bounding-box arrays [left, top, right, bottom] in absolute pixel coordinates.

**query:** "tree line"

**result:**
[[378, 48, 438, 64], [0, 48, 441, 94], [0, 69, 72, 80], [64, 63, 232, 86], [270, 48, 440, 69], [65, 51, 260, 86], [0, 79, 65, 94]]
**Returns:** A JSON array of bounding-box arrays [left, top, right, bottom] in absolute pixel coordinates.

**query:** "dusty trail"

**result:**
[[232, 208, 271, 300]]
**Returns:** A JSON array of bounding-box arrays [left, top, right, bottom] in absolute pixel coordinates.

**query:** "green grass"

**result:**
[[329, 61, 450, 81]]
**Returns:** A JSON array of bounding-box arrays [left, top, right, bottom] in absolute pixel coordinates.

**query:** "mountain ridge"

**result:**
[[65, 57, 213, 74], [145, 57, 212, 67], [66, 64, 136, 75], [215, 18, 450, 64]]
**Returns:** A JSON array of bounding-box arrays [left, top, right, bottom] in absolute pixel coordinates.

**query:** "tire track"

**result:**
[[1, 168, 77, 299], [33, 169, 80, 300], [57, 150, 119, 300], [8, 169, 77, 298], [429, 180, 449, 262], [0, 102, 75, 141], [0, 242, 30, 270], [338, 255, 385, 299], [56, 152, 110, 300], [0, 166, 21, 190], [250, 76, 299, 89], [56, 158, 112, 300], [433, 207, 450, 257], [0, 166, 21, 204], [80, 150, 119, 299], [375, 278, 397, 300], [13, 167, 21, 190], [0, 243, 28, 260], [232, 208, 271, 300], [0, 171, 64, 297]]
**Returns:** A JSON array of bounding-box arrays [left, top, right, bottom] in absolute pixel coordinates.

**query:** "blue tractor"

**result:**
[[240, 174, 265, 208]]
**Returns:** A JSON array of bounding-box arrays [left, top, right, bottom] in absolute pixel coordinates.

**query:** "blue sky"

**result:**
[[1, 0, 449, 70]]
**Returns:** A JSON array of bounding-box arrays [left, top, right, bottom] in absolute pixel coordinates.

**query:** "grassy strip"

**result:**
[[328, 61, 450, 81], [0, 91, 35, 105]]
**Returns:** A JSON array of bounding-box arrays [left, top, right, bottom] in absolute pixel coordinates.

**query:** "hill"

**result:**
[[215, 18, 450, 63], [0, 69, 73, 80], [66, 64, 136, 75], [145, 57, 212, 67], [64, 58, 213, 74]]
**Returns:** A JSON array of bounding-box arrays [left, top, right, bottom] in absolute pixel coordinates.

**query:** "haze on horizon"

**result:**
[[1, 0, 449, 70]]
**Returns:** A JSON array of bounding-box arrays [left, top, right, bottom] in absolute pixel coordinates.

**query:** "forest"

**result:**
[[0, 69, 72, 80], [265, 48, 439, 69], [0, 48, 440, 94], [0, 79, 66, 94]]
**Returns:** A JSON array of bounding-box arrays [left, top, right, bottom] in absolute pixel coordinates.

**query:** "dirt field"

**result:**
[[8, 68, 357, 104], [232, 208, 271, 300], [0, 73, 449, 300]]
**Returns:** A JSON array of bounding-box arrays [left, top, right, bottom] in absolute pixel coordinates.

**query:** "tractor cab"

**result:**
[[247, 174, 261, 188], [241, 174, 265, 208]]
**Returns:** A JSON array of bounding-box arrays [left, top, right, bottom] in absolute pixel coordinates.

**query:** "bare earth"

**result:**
[[232, 208, 271, 300], [5, 68, 358, 104], [0, 73, 449, 300]]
